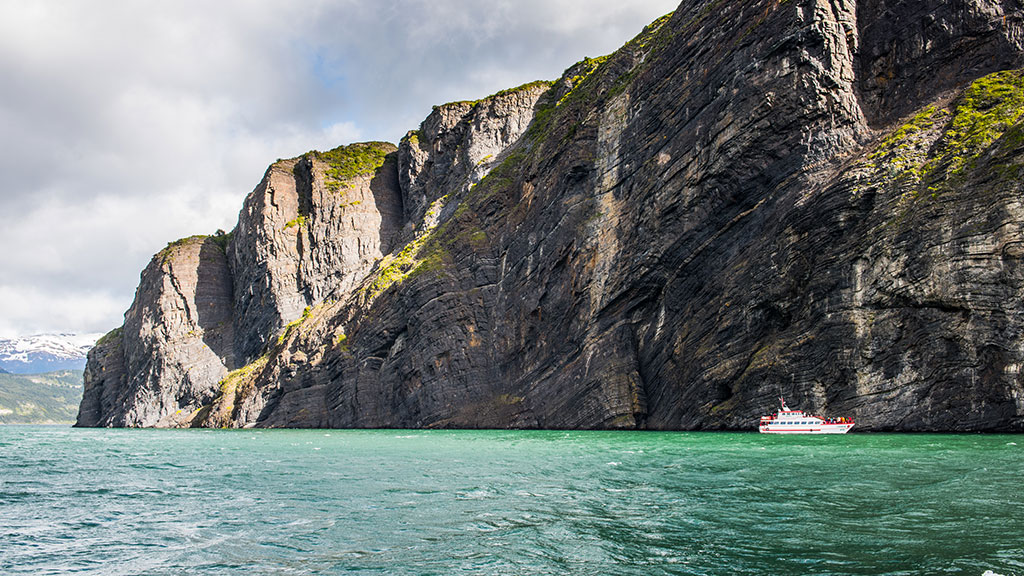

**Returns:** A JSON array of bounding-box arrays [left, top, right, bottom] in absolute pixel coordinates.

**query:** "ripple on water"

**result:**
[[2, 429, 1023, 576]]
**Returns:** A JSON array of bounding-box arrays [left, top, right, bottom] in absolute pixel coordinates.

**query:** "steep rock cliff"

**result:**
[[80, 0, 1024, 431], [78, 236, 234, 427], [230, 143, 403, 364]]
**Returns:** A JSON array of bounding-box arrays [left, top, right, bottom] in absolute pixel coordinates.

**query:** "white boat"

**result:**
[[758, 397, 853, 434]]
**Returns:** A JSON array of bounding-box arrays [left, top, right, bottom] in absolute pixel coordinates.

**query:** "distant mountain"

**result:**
[[0, 334, 100, 374], [0, 369, 83, 424]]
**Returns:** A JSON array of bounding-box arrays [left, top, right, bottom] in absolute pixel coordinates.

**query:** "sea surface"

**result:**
[[1, 427, 1022, 576]]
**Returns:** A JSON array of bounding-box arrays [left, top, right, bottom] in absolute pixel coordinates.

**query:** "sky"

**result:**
[[0, 0, 679, 339]]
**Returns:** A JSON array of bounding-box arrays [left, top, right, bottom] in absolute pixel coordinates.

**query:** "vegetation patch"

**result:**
[[334, 333, 349, 352], [464, 150, 529, 208], [220, 355, 268, 398], [313, 142, 394, 193], [931, 69, 1024, 176], [863, 69, 1024, 203], [487, 80, 553, 101], [284, 215, 308, 230], [158, 235, 207, 263], [361, 233, 436, 300], [95, 327, 123, 348], [557, 56, 611, 106], [277, 306, 312, 345], [866, 104, 948, 185], [439, 80, 554, 110], [204, 354, 269, 427], [211, 230, 233, 252], [360, 195, 459, 301]]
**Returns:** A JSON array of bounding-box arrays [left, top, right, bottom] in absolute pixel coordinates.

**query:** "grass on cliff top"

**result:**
[[436, 80, 555, 110], [157, 230, 234, 264], [312, 142, 394, 193], [94, 327, 123, 348], [157, 235, 209, 264]]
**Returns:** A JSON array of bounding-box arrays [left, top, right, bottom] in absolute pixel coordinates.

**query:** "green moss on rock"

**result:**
[[157, 235, 209, 264], [277, 306, 312, 345], [312, 142, 395, 193], [202, 354, 269, 427], [94, 327, 123, 348], [934, 70, 1024, 176], [284, 215, 308, 230], [334, 333, 349, 352], [362, 233, 435, 300], [863, 69, 1024, 201]]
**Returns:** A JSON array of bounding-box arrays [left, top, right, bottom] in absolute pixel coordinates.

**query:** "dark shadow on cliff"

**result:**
[[856, 0, 1024, 127], [369, 152, 405, 256], [195, 238, 236, 370]]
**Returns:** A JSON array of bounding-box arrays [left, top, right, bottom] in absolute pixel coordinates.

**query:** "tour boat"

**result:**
[[758, 397, 854, 434]]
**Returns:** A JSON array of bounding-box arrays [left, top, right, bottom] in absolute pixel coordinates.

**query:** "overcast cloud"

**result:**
[[0, 0, 679, 338]]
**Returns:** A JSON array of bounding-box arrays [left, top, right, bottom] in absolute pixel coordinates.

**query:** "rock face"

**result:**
[[77, 143, 403, 427], [80, 0, 1024, 431], [230, 143, 403, 364], [79, 236, 234, 427]]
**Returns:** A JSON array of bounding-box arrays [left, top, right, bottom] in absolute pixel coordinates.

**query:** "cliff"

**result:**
[[79, 0, 1024, 431]]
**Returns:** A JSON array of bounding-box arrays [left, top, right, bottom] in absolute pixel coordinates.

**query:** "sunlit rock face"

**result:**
[[81, 0, 1024, 431]]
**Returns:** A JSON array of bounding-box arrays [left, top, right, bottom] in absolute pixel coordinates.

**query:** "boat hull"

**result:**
[[759, 424, 854, 434]]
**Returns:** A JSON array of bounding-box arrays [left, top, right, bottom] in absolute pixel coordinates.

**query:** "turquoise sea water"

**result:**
[[1, 427, 1022, 576]]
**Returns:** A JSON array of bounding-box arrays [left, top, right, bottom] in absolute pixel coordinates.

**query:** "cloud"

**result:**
[[0, 0, 679, 337]]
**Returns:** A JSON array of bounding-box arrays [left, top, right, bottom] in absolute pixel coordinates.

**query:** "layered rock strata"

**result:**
[[80, 0, 1024, 431]]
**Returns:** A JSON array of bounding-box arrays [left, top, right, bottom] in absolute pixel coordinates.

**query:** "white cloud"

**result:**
[[0, 0, 679, 337], [0, 284, 126, 339]]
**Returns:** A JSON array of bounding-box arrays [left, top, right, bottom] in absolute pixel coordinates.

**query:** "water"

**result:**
[[1, 427, 1022, 576]]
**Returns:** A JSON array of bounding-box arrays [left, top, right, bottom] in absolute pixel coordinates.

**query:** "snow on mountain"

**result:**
[[0, 333, 102, 374]]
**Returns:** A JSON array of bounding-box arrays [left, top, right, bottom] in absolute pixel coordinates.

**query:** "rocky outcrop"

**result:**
[[80, 0, 1024, 431], [78, 236, 234, 427], [230, 143, 403, 363], [77, 328, 126, 426], [77, 141, 405, 427], [398, 82, 551, 224]]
